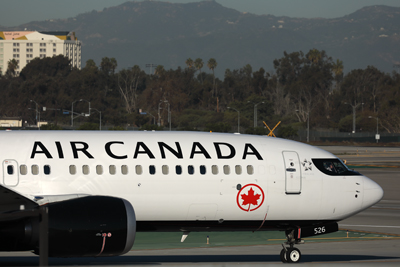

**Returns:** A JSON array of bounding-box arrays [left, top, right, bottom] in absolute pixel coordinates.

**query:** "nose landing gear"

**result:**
[[280, 229, 303, 263]]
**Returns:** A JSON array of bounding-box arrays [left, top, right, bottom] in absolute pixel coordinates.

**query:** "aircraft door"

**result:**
[[2, 159, 19, 187], [282, 151, 301, 194]]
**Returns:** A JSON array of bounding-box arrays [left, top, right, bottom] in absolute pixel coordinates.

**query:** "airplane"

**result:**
[[0, 130, 383, 263]]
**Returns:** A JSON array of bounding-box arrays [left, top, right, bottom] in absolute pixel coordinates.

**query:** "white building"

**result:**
[[0, 31, 81, 75]]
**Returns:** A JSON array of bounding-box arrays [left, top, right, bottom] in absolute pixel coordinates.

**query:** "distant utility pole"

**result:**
[[146, 64, 157, 75]]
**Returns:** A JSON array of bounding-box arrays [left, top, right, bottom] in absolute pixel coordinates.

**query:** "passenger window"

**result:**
[[109, 165, 116, 175], [212, 165, 218, 175], [96, 165, 103, 175], [136, 165, 142, 175], [200, 165, 206, 175], [82, 165, 89, 175], [223, 165, 230, 175], [176, 165, 182, 175], [162, 165, 169, 175], [188, 165, 194, 175], [32, 165, 39, 175], [44, 165, 51, 175], [7, 165, 14, 175], [20, 165, 27, 175], [149, 165, 156, 175], [69, 165, 76, 175], [235, 165, 242, 175], [247, 165, 254, 175], [121, 165, 128, 175]]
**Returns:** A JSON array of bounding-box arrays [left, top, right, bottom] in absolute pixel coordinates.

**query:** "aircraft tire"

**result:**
[[280, 248, 288, 263], [286, 247, 301, 263]]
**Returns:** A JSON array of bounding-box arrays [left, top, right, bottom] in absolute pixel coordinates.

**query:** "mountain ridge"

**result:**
[[3, 1, 400, 76]]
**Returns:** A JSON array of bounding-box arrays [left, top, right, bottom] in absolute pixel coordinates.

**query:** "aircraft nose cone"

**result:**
[[362, 177, 384, 209]]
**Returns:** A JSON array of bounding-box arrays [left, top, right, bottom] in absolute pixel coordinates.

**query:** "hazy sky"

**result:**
[[1, 0, 400, 27]]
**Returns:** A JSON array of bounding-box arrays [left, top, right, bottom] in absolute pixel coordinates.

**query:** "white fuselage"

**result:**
[[1, 131, 383, 228]]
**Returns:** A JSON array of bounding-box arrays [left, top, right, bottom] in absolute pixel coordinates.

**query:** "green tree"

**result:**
[[307, 48, 322, 64], [20, 55, 71, 80], [84, 59, 97, 70], [194, 58, 204, 82], [117, 65, 146, 113], [6, 59, 19, 77], [154, 65, 165, 77], [185, 58, 194, 69], [207, 58, 217, 96], [100, 57, 117, 75], [332, 59, 344, 91]]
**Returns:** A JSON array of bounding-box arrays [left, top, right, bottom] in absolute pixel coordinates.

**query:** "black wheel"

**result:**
[[280, 248, 288, 263], [286, 247, 301, 263]]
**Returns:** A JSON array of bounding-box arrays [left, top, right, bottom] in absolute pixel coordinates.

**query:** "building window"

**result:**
[[53, 43, 56, 47], [53, 49, 56, 52], [40, 54, 45, 58]]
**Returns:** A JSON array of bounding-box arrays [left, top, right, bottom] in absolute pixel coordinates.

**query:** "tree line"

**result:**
[[1, 49, 399, 135]]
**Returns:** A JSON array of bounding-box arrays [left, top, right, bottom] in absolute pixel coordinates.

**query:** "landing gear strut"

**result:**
[[280, 229, 303, 263]]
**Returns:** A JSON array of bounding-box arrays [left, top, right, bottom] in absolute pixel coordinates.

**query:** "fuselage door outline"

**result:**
[[2, 159, 19, 187]]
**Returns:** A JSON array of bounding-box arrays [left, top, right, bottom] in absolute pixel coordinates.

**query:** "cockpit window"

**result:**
[[312, 158, 360, 176]]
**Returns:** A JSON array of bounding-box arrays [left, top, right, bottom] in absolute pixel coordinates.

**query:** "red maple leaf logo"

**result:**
[[241, 187, 261, 212]]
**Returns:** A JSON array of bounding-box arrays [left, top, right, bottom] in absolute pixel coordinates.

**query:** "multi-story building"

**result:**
[[0, 31, 81, 75]]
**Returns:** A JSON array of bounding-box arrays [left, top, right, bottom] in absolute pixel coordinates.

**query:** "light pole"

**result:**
[[90, 108, 102, 130], [307, 113, 310, 142], [344, 102, 364, 133], [158, 100, 171, 130], [164, 100, 171, 131], [248, 101, 264, 127], [30, 100, 40, 130], [71, 99, 91, 127], [158, 101, 162, 126], [369, 116, 379, 143], [228, 107, 240, 133], [145, 111, 156, 125]]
